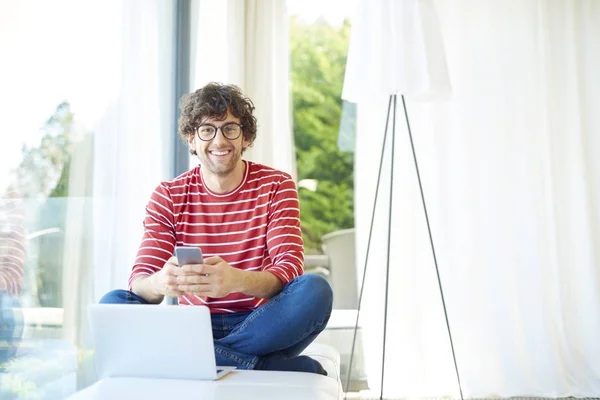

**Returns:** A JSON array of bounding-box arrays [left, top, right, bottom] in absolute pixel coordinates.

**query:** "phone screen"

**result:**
[[175, 246, 204, 266]]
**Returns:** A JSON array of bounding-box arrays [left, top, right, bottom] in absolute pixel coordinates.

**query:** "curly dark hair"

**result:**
[[178, 82, 257, 152]]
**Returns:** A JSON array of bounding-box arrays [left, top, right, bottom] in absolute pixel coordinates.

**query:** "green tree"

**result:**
[[290, 17, 354, 254], [16, 101, 75, 198], [14, 101, 79, 307]]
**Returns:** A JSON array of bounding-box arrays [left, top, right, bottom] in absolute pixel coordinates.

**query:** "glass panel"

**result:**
[[288, 0, 365, 394], [0, 2, 175, 397]]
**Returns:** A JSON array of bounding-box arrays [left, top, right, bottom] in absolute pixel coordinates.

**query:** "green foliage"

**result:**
[[16, 101, 75, 198], [290, 17, 354, 254], [0, 373, 41, 400], [13, 101, 79, 307]]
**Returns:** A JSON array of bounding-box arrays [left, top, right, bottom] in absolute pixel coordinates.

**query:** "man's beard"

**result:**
[[199, 148, 242, 176]]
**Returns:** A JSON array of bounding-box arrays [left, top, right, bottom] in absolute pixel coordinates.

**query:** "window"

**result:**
[[288, 0, 367, 393], [0, 2, 176, 397]]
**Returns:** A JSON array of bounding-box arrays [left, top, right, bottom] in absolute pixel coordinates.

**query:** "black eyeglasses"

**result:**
[[192, 122, 244, 141]]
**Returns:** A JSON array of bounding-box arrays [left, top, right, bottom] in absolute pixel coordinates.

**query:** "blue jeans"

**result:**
[[99, 274, 333, 369], [0, 293, 24, 371]]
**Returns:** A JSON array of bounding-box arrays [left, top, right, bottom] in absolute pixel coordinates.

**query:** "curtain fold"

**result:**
[[191, 0, 296, 178], [348, 0, 600, 397], [91, 0, 176, 300]]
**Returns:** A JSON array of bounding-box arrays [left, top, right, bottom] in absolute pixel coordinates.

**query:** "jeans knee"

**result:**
[[297, 274, 333, 309], [99, 289, 137, 304]]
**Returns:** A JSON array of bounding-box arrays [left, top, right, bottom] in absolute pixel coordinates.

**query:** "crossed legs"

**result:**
[[100, 274, 333, 374]]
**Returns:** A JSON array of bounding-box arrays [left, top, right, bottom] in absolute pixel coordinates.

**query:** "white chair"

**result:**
[[321, 228, 358, 310], [307, 228, 368, 392]]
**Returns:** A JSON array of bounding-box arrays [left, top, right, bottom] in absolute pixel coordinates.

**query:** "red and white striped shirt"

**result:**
[[128, 161, 304, 313], [0, 189, 25, 296]]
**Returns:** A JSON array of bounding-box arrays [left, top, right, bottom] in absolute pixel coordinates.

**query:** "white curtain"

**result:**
[[347, 0, 600, 398], [191, 0, 296, 178], [92, 0, 176, 300]]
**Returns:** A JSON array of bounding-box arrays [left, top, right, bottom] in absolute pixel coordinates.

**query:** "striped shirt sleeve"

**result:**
[[128, 183, 176, 290], [264, 176, 304, 284], [0, 191, 25, 296]]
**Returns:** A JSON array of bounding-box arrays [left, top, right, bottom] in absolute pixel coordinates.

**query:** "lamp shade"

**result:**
[[342, 0, 451, 102]]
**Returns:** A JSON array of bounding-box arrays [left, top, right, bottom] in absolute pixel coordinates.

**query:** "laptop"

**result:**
[[89, 304, 236, 380]]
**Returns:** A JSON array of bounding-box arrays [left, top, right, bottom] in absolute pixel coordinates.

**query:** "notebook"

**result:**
[[89, 303, 235, 380]]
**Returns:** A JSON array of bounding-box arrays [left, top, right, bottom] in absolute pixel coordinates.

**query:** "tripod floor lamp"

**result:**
[[341, 1, 461, 398]]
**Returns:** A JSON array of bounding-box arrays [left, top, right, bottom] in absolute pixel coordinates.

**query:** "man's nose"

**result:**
[[212, 128, 229, 144]]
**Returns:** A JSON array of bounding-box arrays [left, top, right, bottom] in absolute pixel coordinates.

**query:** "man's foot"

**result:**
[[254, 353, 327, 376]]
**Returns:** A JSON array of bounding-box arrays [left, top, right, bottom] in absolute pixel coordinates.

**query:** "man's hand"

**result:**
[[174, 256, 241, 298], [131, 257, 186, 303], [148, 256, 186, 298]]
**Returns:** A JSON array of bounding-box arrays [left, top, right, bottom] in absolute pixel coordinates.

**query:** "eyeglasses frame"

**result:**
[[191, 122, 244, 142]]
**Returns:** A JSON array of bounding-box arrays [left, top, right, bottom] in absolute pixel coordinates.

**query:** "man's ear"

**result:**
[[188, 135, 196, 152]]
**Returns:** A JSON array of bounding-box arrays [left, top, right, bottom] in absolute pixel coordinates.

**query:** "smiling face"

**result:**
[[188, 108, 249, 181]]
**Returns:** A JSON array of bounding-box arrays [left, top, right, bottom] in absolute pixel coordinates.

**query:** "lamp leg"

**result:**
[[379, 94, 397, 399], [345, 95, 394, 397], [401, 94, 464, 400], [346, 94, 464, 400]]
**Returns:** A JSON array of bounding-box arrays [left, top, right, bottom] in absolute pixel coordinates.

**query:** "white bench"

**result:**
[[67, 343, 343, 400]]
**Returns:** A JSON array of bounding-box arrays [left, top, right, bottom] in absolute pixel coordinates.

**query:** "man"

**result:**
[[100, 82, 333, 375]]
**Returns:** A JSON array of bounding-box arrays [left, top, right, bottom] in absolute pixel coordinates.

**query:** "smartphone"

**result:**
[[175, 246, 204, 266], [167, 247, 203, 305]]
